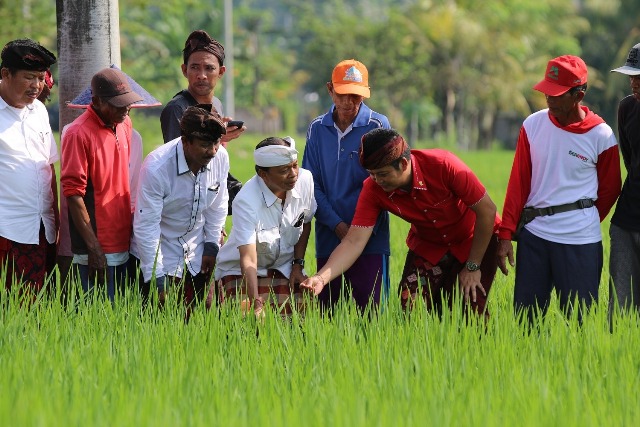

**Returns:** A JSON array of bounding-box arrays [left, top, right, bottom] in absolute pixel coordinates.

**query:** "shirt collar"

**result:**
[[389, 153, 426, 197], [257, 175, 300, 207], [175, 139, 211, 176], [321, 102, 372, 128], [88, 104, 112, 129], [0, 96, 31, 120]]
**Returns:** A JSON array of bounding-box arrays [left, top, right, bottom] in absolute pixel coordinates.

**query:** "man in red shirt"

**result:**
[[61, 68, 142, 301], [301, 128, 500, 316]]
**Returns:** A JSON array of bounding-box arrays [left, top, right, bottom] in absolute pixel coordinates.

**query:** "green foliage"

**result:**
[[0, 0, 56, 53], [4, 0, 640, 147]]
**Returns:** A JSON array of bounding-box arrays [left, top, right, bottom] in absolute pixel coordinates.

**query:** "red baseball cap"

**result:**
[[533, 55, 588, 96], [331, 59, 370, 98]]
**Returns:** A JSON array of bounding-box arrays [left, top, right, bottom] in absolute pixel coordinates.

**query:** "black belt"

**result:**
[[522, 199, 595, 223]]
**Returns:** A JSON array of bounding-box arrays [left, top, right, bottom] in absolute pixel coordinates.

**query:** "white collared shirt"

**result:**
[[131, 137, 229, 281], [0, 97, 58, 244], [214, 168, 316, 280]]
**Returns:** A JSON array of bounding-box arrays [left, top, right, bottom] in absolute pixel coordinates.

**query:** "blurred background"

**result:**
[[3, 0, 640, 150]]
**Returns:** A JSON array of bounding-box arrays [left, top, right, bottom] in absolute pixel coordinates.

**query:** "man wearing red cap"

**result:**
[[497, 55, 621, 323], [302, 59, 391, 314], [0, 38, 58, 296], [61, 67, 143, 301], [609, 43, 640, 317]]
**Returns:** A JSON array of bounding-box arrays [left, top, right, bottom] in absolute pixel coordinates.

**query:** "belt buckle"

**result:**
[[576, 199, 591, 209]]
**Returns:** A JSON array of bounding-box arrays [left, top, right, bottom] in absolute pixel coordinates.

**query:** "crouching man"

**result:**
[[132, 104, 228, 317], [215, 137, 316, 317]]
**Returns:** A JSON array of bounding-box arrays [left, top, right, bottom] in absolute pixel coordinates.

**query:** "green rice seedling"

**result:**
[[2, 134, 637, 426]]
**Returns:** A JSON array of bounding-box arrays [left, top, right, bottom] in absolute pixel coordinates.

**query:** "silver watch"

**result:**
[[465, 261, 480, 271]]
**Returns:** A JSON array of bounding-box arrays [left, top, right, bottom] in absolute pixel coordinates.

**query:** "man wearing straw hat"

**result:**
[[61, 67, 143, 301]]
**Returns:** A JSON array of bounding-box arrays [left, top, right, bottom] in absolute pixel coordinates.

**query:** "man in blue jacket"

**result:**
[[302, 59, 391, 313]]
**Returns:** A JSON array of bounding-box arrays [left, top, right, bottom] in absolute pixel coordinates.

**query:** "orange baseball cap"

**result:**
[[533, 55, 588, 96], [331, 59, 370, 98]]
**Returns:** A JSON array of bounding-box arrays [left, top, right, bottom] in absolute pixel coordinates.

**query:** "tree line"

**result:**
[[2, 0, 639, 148]]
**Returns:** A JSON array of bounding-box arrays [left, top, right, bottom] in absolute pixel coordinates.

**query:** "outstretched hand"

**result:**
[[300, 274, 326, 296]]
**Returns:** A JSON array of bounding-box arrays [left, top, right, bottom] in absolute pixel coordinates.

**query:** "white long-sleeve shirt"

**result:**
[[0, 98, 58, 245], [132, 137, 229, 281]]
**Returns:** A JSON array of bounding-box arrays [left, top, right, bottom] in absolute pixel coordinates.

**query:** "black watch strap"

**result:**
[[292, 258, 305, 267]]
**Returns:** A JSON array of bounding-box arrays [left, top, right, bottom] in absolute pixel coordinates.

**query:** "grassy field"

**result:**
[[3, 113, 638, 426]]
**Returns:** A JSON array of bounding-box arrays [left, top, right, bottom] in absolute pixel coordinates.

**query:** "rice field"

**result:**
[[2, 119, 638, 426]]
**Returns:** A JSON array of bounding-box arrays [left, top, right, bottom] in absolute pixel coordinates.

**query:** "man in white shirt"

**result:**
[[215, 137, 316, 317], [0, 38, 58, 296], [132, 104, 228, 315]]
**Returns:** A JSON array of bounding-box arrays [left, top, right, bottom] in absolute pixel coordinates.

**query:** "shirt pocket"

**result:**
[[205, 181, 222, 206], [281, 210, 307, 246], [256, 226, 280, 255]]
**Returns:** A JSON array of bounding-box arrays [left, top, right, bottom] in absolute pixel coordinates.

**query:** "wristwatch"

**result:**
[[292, 258, 305, 267], [465, 260, 480, 271]]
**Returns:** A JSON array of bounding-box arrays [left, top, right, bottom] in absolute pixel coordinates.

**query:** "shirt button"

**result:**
[[432, 219, 436, 223], [443, 234, 447, 238]]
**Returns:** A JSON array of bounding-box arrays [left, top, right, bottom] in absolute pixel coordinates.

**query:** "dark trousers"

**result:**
[[399, 234, 499, 317], [317, 254, 389, 314], [129, 255, 212, 319], [514, 228, 602, 324]]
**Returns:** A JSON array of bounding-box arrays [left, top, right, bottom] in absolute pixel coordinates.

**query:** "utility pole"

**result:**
[[224, 0, 235, 118], [56, 0, 121, 131], [55, 0, 122, 280]]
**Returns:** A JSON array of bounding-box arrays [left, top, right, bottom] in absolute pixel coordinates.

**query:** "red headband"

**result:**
[[359, 135, 408, 170]]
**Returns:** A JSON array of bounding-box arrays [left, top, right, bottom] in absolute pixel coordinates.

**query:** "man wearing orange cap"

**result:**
[[61, 67, 143, 301], [497, 55, 621, 323], [302, 59, 391, 314]]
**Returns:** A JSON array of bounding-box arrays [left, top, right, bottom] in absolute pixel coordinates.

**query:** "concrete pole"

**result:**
[[56, 0, 121, 130], [54, 0, 122, 281], [224, 0, 235, 118]]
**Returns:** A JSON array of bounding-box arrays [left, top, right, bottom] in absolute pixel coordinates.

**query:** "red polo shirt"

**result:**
[[352, 149, 500, 264], [61, 106, 132, 254]]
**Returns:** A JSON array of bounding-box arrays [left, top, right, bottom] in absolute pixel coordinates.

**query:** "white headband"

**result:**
[[254, 138, 298, 167]]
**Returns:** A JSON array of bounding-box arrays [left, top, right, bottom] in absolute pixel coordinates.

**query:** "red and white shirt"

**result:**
[[499, 107, 621, 244]]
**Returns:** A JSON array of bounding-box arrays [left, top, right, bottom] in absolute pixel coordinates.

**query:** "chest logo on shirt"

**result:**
[[568, 150, 589, 162]]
